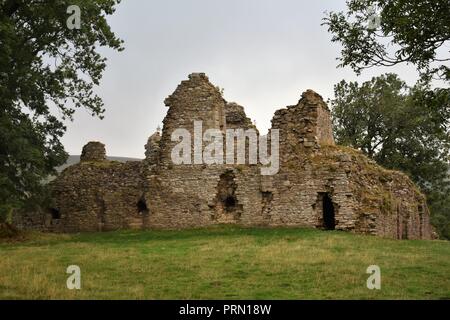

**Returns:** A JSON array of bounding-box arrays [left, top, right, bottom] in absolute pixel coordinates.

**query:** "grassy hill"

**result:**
[[0, 227, 449, 300], [57, 155, 141, 172]]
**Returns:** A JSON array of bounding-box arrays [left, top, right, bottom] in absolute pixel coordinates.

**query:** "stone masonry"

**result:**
[[15, 73, 433, 239]]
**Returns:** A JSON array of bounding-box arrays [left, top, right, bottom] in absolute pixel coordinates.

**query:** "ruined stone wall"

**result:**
[[144, 165, 264, 229], [80, 141, 107, 162], [142, 75, 265, 229], [271, 90, 335, 165], [159, 73, 226, 166], [145, 132, 161, 166], [225, 102, 256, 131], [15, 165, 145, 232], [13, 208, 49, 232], [307, 145, 432, 239], [16, 73, 433, 240], [29, 142, 149, 233], [49, 160, 146, 232]]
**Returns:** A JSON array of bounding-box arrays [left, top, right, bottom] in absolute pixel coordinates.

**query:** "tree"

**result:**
[[324, 0, 450, 238], [323, 0, 450, 83], [330, 74, 450, 238], [0, 0, 123, 222]]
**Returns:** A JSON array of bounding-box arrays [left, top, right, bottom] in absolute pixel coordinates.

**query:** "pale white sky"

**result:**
[[62, 0, 422, 158]]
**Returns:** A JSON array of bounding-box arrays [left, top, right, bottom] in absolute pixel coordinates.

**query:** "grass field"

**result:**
[[0, 226, 449, 300]]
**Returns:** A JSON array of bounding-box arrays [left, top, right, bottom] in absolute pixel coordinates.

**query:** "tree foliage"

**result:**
[[324, 0, 450, 238], [323, 0, 450, 82], [330, 74, 450, 238], [0, 0, 123, 219]]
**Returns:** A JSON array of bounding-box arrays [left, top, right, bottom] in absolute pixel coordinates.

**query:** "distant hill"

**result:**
[[56, 155, 142, 173]]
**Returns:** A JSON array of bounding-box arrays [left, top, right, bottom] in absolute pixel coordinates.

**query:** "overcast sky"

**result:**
[[62, 0, 422, 158]]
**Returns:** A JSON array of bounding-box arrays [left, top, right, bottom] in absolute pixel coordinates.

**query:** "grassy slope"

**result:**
[[57, 155, 141, 172], [0, 227, 449, 300]]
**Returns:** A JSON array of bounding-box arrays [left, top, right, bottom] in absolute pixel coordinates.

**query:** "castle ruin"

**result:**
[[15, 73, 433, 239]]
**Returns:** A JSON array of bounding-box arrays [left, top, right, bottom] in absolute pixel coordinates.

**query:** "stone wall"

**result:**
[[225, 102, 256, 131], [23, 142, 148, 232], [16, 73, 434, 239], [48, 159, 146, 232], [80, 141, 106, 162], [306, 145, 432, 239], [159, 73, 227, 166]]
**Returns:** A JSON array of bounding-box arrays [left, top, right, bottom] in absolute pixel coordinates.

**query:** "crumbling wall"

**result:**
[[225, 102, 256, 131], [158, 73, 227, 166], [17, 73, 433, 239], [142, 74, 264, 229], [80, 141, 106, 162], [44, 143, 147, 232], [271, 90, 335, 158], [307, 145, 432, 239], [145, 132, 161, 166], [264, 90, 431, 238]]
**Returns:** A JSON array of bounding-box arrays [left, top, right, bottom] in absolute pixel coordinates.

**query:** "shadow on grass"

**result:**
[[72, 226, 330, 245], [0, 225, 346, 248]]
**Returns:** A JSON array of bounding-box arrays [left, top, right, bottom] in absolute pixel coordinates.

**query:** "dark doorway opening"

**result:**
[[49, 208, 61, 220], [224, 196, 236, 211], [213, 171, 243, 222], [137, 198, 149, 216], [322, 193, 335, 230]]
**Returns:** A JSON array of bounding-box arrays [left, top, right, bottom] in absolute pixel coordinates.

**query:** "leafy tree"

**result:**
[[324, 0, 450, 238], [330, 74, 450, 238], [428, 186, 450, 239], [0, 0, 123, 221], [323, 0, 450, 82]]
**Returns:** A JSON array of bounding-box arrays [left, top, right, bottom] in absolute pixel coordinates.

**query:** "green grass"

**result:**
[[0, 226, 449, 299]]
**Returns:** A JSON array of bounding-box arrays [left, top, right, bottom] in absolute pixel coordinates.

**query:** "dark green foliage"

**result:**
[[0, 0, 123, 216], [323, 0, 450, 83], [428, 185, 450, 240]]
